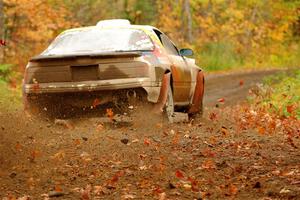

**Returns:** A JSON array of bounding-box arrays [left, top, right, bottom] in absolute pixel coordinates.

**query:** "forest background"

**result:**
[[0, 0, 300, 84]]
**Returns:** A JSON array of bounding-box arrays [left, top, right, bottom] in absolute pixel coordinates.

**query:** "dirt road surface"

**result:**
[[204, 69, 283, 107], [1, 69, 299, 200]]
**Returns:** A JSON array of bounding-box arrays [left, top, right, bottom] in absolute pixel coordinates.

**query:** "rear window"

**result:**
[[42, 28, 154, 55]]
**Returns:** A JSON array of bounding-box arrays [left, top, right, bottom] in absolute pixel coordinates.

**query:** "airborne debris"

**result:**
[[120, 138, 129, 144]]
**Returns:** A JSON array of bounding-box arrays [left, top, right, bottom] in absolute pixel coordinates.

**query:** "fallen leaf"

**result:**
[[15, 142, 22, 151], [257, 126, 266, 135], [51, 151, 65, 160], [218, 98, 225, 103], [228, 184, 238, 195], [92, 98, 101, 108], [172, 133, 180, 145], [221, 126, 229, 136], [29, 150, 39, 162], [144, 138, 151, 146], [183, 183, 192, 190], [96, 123, 104, 132], [159, 192, 166, 200], [110, 171, 124, 184], [188, 177, 199, 192], [153, 186, 163, 194], [201, 149, 216, 157], [286, 105, 294, 114], [17, 196, 30, 200], [175, 170, 184, 179], [55, 185, 63, 192], [73, 139, 81, 146], [122, 194, 136, 199], [94, 185, 108, 195], [106, 108, 114, 120], [280, 188, 290, 194], [201, 160, 216, 169], [80, 185, 92, 200], [209, 112, 218, 121], [239, 80, 244, 86]]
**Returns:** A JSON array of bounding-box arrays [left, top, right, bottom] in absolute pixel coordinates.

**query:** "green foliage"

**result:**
[[261, 70, 300, 119], [0, 64, 13, 82], [0, 80, 22, 110], [197, 42, 244, 71]]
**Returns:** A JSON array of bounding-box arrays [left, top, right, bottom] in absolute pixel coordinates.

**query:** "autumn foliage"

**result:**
[[2, 0, 76, 70], [1, 0, 300, 73]]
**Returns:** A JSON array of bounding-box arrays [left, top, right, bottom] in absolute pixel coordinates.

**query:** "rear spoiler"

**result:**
[[30, 51, 143, 61]]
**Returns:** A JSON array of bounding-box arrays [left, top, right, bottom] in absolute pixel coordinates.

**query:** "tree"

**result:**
[[0, 0, 4, 62], [3, 0, 75, 69], [183, 0, 192, 43]]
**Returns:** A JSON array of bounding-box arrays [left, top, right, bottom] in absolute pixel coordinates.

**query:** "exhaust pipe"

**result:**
[[126, 90, 136, 99]]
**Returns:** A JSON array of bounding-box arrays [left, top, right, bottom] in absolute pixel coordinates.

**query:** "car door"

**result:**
[[154, 30, 192, 104]]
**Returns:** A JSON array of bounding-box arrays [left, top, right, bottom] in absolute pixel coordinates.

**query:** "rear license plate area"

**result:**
[[71, 65, 99, 81]]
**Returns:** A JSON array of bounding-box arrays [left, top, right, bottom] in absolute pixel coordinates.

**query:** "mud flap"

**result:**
[[188, 71, 205, 114], [153, 73, 171, 113]]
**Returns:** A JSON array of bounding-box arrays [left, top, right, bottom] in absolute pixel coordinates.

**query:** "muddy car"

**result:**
[[22, 19, 204, 122]]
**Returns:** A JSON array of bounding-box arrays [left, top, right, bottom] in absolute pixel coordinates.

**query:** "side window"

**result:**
[[153, 30, 180, 56]]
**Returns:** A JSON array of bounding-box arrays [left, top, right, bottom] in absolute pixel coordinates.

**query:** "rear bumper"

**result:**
[[24, 77, 153, 94]]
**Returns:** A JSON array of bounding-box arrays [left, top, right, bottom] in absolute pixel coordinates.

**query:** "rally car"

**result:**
[[22, 19, 204, 122]]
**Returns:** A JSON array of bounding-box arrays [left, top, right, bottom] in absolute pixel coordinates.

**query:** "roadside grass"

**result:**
[[197, 42, 244, 71], [0, 64, 22, 111], [250, 70, 300, 120], [196, 41, 300, 72], [0, 80, 22, 110], [260, 69, 300, 119]]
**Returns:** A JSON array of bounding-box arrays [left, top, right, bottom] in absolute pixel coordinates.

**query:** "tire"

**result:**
[[163, 81, 175, 123]]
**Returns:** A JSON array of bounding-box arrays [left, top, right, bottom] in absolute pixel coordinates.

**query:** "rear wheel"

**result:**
[[164, 82, 175, 123]]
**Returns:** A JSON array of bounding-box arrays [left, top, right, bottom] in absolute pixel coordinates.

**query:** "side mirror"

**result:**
[[179, 48, 194, 57]]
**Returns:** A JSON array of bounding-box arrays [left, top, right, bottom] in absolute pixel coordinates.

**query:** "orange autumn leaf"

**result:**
[[239, 80, 244, 86], [218, 98, 225, 103], [153, 186, 163, 194], [92, 98, 101, 108], [286, 105, 295, 114], [257, 126, 266, 135], [15, 142, 22, 151], [144, 138, 151, 146], [55, 185, 63, 192], [209, 112, 218, 121], [30, 150, 39, 162], [229, 184, 238, 195], [201, 149, 216, 157], [106, 108, 114, 120], [110, 171, 125, 184], [188, 177, 199, 192], [221, 126, 229, 136], [73, 139, 81, 146], [175, 170, 184, 179], [172, 133, 180, 145], [201, 160, 216, 169]]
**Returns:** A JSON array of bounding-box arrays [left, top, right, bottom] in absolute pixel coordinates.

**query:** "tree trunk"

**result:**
[[184, 0, 192, 43], [0, 0, 4, 62]]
